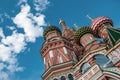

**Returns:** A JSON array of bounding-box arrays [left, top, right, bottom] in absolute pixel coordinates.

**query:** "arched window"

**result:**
[[59, 56, 63, 63], [106, 76, 116, 80], [54, 78, 58, 80], [81, 62, 91, 74], [68, 74, 74, 80], [61, 76, 66, 80], [93, 54, 114, 68]]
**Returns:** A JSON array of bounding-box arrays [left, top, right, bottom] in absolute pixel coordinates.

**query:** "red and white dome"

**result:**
[[91, 16, 113, 34]]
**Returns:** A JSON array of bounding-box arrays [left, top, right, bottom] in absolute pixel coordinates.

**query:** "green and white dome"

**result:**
[[74, 26, 93, 45], [43, 26, 61, 40]]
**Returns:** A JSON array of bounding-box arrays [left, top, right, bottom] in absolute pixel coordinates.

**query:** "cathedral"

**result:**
[[40, 16, 120, 80]]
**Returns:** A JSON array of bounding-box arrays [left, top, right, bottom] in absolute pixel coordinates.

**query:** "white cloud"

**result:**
[[7, 26, 16, 30], [4, 13, 11, 19], [27, 48, 30, 52], [0, 13, 10, 24], [2, 31, 26, 53], [0, 28, 5, 38], [33, 0, 49, 12], [0, 14, 4, 23], [0, 44, 11, 62], [0, 31, 26, 79], [0, 0, 49, 79], [0, 71, 9, 80], [13, 4, 46, 42], [7, 64, 24, 73], [0, 63, 6, 71], [17, 0, 28, 5]]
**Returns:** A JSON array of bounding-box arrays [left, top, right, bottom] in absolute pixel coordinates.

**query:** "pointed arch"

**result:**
[[106, 76, 116, 80]]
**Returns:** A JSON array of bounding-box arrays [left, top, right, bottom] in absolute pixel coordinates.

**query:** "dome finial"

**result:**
[[48, 22, 51, 26], [59, 19, 67, 30], [59, 19, 66, 25], [86, 15, 93, 21], [74, 24, 78, 30]]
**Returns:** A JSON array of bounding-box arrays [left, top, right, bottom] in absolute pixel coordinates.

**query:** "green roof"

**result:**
[[74, 26, 93, 45], [43, 26, 61, 39], [102, 68, 120, 76], [106, 27, 120, 46]]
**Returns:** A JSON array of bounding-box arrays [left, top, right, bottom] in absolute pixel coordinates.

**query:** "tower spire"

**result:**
[[59, 20, 68, 30], [86, 15, 93, 21]]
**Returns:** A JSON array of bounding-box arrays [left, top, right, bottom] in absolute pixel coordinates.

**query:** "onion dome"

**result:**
[[74, 26, 93, 45], [43, 26, 61, 39], [91, 16, 113, 35]]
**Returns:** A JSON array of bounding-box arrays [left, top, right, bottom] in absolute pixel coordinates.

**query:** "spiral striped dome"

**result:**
[[90, 16, 113, 35]]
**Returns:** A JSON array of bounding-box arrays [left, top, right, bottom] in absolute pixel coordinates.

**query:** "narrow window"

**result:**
[[49, 50, 54, 58], [44, 58, 45, 64], [68, 74, 74, 80], [81, 63, 91, 74], [63, 47, 68, 54], [61, 76, 66, 80], [59, 56, 63, 63], [54, 78, 58, 80]]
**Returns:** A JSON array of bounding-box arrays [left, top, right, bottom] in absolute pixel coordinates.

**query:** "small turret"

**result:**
[[43, 25, 62, 41], [90, 16, 113, 42], [59, 20, 75, 40], [59, 20, 67, 30], [74, 26, 93, 46], [90, 16, 113, 35], [74, 26, 105, 53]]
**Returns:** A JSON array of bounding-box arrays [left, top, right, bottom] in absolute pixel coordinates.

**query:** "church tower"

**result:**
[[90, 16, 120, 68], [59, 20, 75, 40], [74, 26, 105, 53], [90, 16, 113, 44], [41, 25, 77, 80], [40, 16, 120, 80], [59, 20, 83, 60]]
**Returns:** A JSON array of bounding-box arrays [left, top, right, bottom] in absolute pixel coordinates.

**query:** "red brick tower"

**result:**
[[41, 25, 77, 80], [73, 26, 105, 80], [40, 17, 120, 80], [59, 20, 83, 60], [59, 20, 75, 40]]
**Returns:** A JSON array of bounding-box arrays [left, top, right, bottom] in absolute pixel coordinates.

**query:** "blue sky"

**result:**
[[0, 0, 120, 80]]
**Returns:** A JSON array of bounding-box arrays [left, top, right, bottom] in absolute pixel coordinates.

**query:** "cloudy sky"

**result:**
[[0, 0, 120, 80]]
